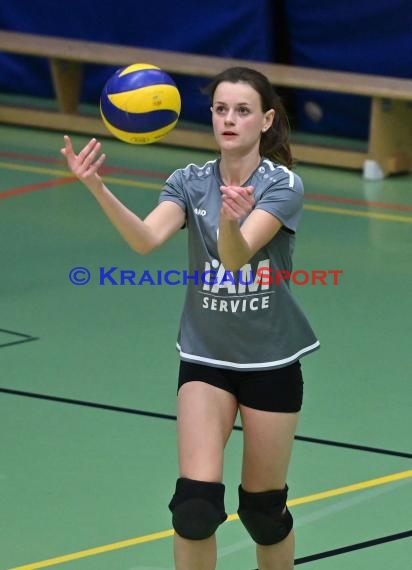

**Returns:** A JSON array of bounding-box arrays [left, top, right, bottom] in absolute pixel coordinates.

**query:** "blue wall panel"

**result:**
[[285, 0, 412, 139], [1, 1, 412, 138], [0, 0, 275, 124]]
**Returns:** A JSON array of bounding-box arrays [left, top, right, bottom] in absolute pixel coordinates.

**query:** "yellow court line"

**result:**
[[304, 203, 412, 223], [1, 160, 412, 222], [10, 469, 412, 570], [0, 162, 161, 190], [230, 468, 412, 520], [102, 175, 160, 190], [9, 530, 175, 570], [0, 161, 73, 178]]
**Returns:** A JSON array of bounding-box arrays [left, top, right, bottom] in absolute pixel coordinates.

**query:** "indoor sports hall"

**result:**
[[1, 2, 411, 570]]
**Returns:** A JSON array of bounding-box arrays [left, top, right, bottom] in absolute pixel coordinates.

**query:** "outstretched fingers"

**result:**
[[61, 135, 106, 181], [77, 138, 101, 166]]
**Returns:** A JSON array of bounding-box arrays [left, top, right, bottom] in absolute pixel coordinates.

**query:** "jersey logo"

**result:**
[[194, 208, 207, 216]]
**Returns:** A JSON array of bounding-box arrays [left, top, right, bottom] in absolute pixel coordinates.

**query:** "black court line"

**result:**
[[1, 387, 411, 460], [293, 434, 412, 459], [0, 328, 39, 349], [291, 529, 412, 566]]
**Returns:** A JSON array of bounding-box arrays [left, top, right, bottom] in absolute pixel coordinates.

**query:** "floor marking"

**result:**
[[304, 203, 412, 223], [0, 328, 36, 338], [0, 150, 65, 164], [0, 150, 168, 179], [9, 530, 174, 570], [226, 468, 412, 523], [1, 147, 411, 212], [102, 175, 161, 190], [9, 469, 412, 570], [0, 328, 39, 349], [0, 337, 38, 349], [0, 161, 72, 178], [0, 161, 160, 189], [1, 387, 411, 459], [1, 159, 412, 223], [292, 477, 409, 528], [0, 161, 161, 194], [294, 434, 412, 460], [0, 178, 74, 199], [293, 530, 412, 566], [4, 170, 410, 224], [305, 192, 412, 212], [218, 473, 411, 559]]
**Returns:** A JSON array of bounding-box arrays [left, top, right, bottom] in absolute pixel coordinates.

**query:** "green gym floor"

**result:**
[[1, 123, 411, 570]]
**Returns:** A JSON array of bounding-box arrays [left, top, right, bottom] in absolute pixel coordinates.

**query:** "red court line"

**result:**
[[0, 150, 63, 164], [305, 192, 412, 213], [1, 149, 412, 212], [100, 165, 167, 179], [0, 150, 167, 179], [0, 177, 75, 200]]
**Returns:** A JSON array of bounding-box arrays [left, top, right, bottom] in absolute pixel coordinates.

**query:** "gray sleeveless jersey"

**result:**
[[159, 157, 320, 370]]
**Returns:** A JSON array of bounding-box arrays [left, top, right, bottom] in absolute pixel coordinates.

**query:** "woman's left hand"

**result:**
[[220, 185, 255, 221]]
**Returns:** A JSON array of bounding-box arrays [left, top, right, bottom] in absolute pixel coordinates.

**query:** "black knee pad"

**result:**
[[168, 477, 227, 540], [237, 485, 293, 545]]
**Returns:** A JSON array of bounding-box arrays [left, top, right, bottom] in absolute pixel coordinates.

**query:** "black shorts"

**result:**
[[178, 360, 303, 413]]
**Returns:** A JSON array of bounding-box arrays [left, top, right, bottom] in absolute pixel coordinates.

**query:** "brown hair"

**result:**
[[205, 67, 293, 169]]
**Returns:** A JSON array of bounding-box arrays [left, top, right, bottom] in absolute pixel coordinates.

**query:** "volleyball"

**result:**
[[100, 63, 181, 144]]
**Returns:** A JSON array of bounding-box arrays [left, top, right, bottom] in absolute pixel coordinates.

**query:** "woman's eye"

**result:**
[[215, 105, 226, 114], [238, 107, 250, 115]]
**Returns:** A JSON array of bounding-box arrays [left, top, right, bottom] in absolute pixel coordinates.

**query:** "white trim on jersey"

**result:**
[[263, 158, 276, 171], [166, 159, 217, 183], [275, 163, 295, 188], [176, 340, 320, 370]]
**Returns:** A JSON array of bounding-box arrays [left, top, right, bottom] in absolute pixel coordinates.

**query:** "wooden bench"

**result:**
[[0, 29, 412, 178]]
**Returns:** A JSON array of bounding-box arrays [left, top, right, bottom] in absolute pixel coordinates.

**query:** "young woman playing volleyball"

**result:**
[[61, 66, 319, 570]]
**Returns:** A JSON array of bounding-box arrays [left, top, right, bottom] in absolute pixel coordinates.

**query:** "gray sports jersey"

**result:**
[[159, 158, 320, 370]]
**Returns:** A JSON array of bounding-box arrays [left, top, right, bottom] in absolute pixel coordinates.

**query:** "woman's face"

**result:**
[[211, 81, 274, 155]]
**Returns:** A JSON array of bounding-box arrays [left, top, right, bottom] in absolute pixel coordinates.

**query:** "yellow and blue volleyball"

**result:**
[[100, 63, 181, 144]]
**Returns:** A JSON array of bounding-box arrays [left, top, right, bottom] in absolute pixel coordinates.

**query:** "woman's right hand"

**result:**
[[61, 135, 106, 193]]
